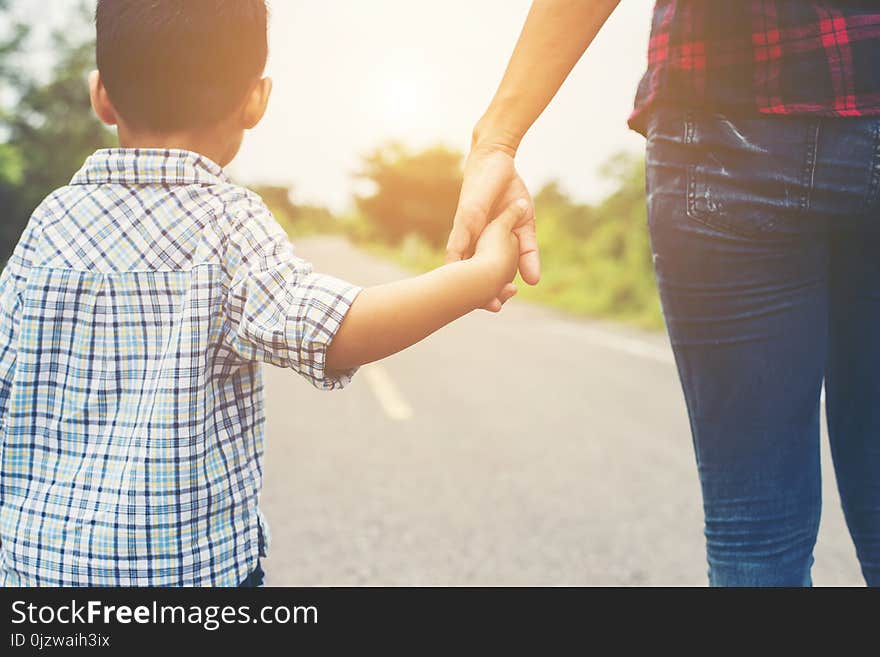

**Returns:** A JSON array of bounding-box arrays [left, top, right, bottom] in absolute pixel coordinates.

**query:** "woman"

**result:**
[[447, 0, 880, 586]]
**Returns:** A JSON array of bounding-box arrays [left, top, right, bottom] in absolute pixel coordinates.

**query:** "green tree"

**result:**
[[0, 1, 115, 261], [526, 152, 661, 327], [0, 0, 28, 189], [355, 142, 463, 247]]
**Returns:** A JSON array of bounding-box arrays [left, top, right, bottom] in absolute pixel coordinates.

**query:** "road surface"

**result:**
[[261, 237, 865, 586]]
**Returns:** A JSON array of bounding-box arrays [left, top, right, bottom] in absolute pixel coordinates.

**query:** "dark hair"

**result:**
[[95, 0, 268, 131]]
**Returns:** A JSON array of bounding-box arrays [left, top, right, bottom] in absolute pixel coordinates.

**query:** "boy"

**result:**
[[0, 0, 524, 586]]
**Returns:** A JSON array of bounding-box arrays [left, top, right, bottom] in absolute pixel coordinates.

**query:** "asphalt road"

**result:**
[[261, 236, 865, 586]]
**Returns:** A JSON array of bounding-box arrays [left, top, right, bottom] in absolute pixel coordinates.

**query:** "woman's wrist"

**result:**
[[472, 109, 524, 157]]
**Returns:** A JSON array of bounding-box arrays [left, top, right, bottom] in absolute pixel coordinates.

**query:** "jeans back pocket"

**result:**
[[685, 112, 820, 238]]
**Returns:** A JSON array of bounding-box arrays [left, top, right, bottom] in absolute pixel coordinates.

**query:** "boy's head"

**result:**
[[91, 0, 272, 165]]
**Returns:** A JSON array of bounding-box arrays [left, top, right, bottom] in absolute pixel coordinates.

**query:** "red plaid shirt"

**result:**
[[629, 0, 880, 134]]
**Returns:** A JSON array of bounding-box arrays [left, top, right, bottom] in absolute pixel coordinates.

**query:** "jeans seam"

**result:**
[[684, 112, 733, 235], [682, 112, 720, 234], [867, 120, 880, 210], [801, 120, 820, 213]]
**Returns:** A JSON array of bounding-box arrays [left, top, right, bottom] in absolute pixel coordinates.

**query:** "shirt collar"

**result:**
[[70, 148, 230, 187]]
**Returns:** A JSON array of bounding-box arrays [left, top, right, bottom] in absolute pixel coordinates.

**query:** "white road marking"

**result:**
[[545, 322, 676, 365], [363, 363, 414, 421]]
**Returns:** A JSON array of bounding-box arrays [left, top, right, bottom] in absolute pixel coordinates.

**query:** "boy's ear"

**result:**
[[241, 77, 273, 130], [88, 70, 118, 127]]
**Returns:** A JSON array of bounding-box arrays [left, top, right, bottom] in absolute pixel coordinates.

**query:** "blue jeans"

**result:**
[[238, 561, 265, 587], [646, 108, 880, 586]]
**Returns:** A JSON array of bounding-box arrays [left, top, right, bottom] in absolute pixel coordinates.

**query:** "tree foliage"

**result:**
[[524, 152, 661, 327], [0, 1, 115, 262], [355, 142, 463, 248]]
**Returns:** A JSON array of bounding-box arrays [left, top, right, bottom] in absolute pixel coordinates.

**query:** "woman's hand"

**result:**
[[446, 143, 540, 296]]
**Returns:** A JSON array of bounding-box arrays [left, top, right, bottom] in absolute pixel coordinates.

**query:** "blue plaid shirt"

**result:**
[[0, 149, 361, 586]]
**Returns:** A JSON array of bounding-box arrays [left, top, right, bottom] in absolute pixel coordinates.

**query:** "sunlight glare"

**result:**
[[381, 78, 421, 123]]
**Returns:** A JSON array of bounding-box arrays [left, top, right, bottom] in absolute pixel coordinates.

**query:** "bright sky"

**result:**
[[230, 0, 652, 211], [19, 1, 652, 212]]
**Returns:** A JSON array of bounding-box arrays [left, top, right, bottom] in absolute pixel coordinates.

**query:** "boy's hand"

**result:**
[[472, 199, 528, 312], [447, 146, 540, 286]]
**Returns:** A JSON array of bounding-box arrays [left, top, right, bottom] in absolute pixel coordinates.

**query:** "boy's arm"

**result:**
[[224, 198, 523, 388], [326, 201, 526, 372]]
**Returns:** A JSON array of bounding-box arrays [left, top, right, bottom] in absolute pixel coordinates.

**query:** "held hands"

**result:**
[[471, 199, 529, 313], [446, 144, 540, 313]]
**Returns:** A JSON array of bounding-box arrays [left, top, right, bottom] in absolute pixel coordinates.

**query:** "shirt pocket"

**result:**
[[685, 112, 820, 239]]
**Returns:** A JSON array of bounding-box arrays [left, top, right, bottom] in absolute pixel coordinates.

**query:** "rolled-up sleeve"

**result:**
[[223, 202, 361, 390]]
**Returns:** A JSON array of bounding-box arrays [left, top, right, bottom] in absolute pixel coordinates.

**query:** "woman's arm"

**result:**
[[477, 0, 621, 152], [446, 0, 620, 286]]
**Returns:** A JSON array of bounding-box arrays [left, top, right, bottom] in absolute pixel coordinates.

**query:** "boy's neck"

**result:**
[[116, 122, 241, 168]]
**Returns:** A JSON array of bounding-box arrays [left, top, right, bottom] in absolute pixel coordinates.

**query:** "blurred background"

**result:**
[[0, 1, 865, 585]]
